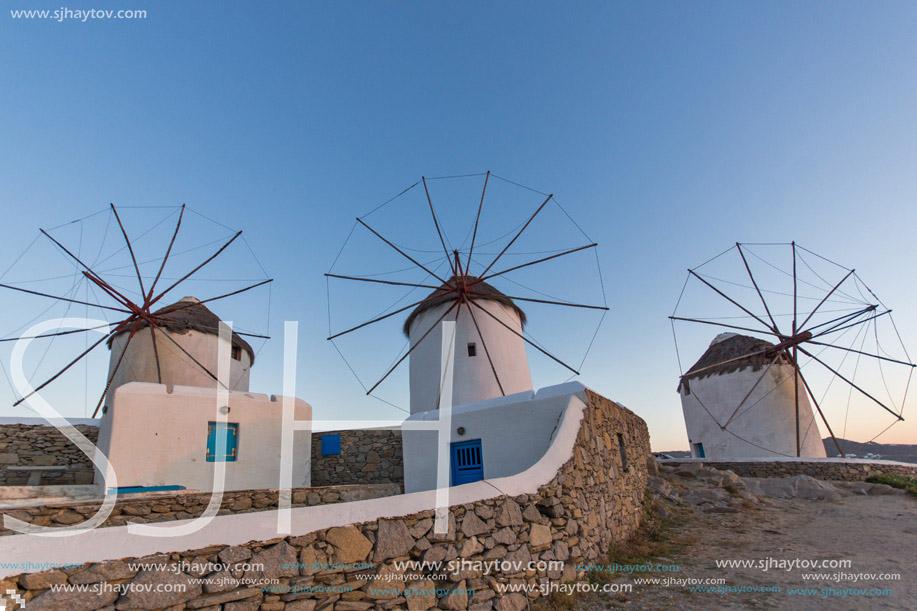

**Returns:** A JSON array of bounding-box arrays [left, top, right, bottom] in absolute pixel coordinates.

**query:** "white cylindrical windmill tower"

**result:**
[[104, 296, 254, 412], [405, 275, 533, 414], [679, 333, 827, 459]]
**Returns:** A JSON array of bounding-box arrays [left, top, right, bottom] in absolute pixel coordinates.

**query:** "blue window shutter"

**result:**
[[451, 439, 484, 485], [321, 433, 341, 456], [206, 422, 239, 462]]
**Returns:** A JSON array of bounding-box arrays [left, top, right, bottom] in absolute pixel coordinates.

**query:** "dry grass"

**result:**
[[533, 495, 692, 611]]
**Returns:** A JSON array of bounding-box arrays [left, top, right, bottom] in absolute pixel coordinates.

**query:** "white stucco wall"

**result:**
[[402, 381, 586, 493], [408, 300, 532, 414], [105, 328, 251, 411], [680, 364, 827, 459], [95, 383, 311, 492]]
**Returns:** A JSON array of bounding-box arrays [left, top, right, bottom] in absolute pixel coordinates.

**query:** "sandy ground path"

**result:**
[[574, 483, 915, 610]]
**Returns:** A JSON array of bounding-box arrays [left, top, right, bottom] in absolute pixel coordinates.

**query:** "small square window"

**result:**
[[231, 345, 242, 361], [207, 422, 238, 462], [321, 433, 341, 456], [467, 343, 477, 357]]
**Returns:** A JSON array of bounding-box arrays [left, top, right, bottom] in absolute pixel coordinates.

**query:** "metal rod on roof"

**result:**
[[13, 331, 116, 407], [327, 291, 453, 340], [156, 279, 274, 317], [688, 269, 777, 335], [810, 308, 889, 340], [0, 323, 113, 343], [477, 193, 553, 279], [797, 268, 856, 332], [468, 299, 579, 375], [355, 218, 448, 285], [0, 283, 132, 314], [422, 176, 453, 274], [146, 203, 185, 303], [805, 306, 876, 334], [736, 243, 779, 333], [805, 340, 915, 367], [324, 273, 442, 291], [39, 228, 110, 287], [668, 315, 782, 338], [466, 170, 490, 273], [797, 345, 903, 421], [82, 271, 142, 315], [789, 353, 846, 458], [90, 321, 140, 417], [470, 292, 608, 311], [793, 241, 799, 457], [475, 243, 598, 286], [148, 230, 243, 308], [366, 300, 460, 395], [149, 325, 162, 384], [110, 204, 146, 298]]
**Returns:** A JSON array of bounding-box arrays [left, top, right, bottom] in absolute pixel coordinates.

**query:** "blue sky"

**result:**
[[1, 1, 916, 450]]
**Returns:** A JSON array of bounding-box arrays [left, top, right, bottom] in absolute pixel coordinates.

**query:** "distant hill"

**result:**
[[655, 439, 917, 464], [823, 438, 917, 464]]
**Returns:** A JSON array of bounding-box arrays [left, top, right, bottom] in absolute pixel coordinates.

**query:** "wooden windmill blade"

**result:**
[[0, 203, 272, 416], [671, 242, 914, 459]]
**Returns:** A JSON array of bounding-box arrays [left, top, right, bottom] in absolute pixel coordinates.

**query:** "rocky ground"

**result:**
[[564, 462, 916, 611]]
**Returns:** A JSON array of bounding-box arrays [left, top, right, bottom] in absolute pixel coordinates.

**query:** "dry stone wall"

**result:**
[[661, 459, 917, 481], [0, 424, 98, 486], [2, 390, 651, 610], [311, 429, 403, 486], [0, 484, 401, 536]]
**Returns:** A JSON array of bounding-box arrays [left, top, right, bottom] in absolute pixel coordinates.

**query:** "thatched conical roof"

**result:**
[[679, 333, 789, 393], [108, 296, 255, 364], [403, 275, 526, 336]]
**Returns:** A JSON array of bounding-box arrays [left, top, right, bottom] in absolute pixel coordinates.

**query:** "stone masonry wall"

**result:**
[[1, 390, 651, 611], [0, 424, 98, 486], [311, 429, 403, 487], [0, 484, 401, 536], [661, 459, 917, 481]]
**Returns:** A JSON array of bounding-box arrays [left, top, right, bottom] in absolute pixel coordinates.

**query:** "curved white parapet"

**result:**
[[0, 385, 589, 578], [403, 381, 587, 493]]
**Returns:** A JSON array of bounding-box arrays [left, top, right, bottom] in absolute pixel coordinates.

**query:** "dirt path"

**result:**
[[573, 473, 916, 611]]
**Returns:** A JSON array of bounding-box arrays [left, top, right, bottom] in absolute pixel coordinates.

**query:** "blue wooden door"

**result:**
[[451, 439, 483, 485]]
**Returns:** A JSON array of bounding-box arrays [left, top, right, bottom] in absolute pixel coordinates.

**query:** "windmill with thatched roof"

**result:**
[[403, 273, 532, 413], [105, 296, 255, 412], [325, 172, 609, 414], [679, 333, 826, 458]]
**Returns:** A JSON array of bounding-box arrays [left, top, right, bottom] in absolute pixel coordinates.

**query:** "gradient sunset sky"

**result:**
[[1, 1, 916, 450]]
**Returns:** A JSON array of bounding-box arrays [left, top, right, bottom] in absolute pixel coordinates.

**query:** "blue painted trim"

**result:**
[[321, 433, 341, 456], [207, 422, 239, 462], [107, 485, 186, 494], [451, 439, 484, 485]]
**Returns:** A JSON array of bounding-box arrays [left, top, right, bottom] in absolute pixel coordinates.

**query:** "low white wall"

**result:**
[[96, 383, 311, 492], [402, 381, 586, 493]]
